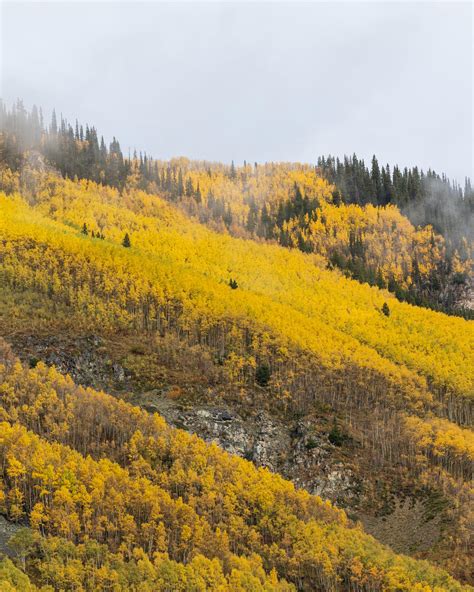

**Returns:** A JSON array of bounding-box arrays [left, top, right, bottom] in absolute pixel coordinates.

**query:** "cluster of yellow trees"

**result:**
[[2, 176, 473, 408], [152, 161, 471, 301], [0, 545, 294, 592], [402, 416, 474, 479], [299, 202, 468, 289], [0, 179, 472, 458], [0, 172, 472, 586], [0, 344, 469, 591], [16, 159, 469, 305]]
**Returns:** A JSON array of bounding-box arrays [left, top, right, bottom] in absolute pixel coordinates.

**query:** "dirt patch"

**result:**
[[360, 497, 442, 554]]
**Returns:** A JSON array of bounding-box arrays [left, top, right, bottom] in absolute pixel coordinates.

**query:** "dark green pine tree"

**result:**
[[255, 363, 271, 387], [185, 177, 194, 197], [81, 223, 88, 235], [246, 201, 258, 233], [371, 155, 383, 204], [177, 169, 184, 198], [195, 182, 202, 203], [260, 203, 272, 238], [165, 167, 172, 193], [375, 268, 385, 289], [122, 233, 131, 248], [293, 183, 305, 216], [381, 165, 393, 206]]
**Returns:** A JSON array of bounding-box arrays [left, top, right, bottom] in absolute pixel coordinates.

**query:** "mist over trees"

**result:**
[[1, 99, 472, 317], [1, 100, 472, 236], [317, 154, 473, 251]]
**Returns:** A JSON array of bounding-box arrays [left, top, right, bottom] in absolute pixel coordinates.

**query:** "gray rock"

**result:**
[[0, 516, 22, 557]]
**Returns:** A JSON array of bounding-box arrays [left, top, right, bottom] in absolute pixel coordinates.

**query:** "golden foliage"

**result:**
[[0, 348, 469, 591]]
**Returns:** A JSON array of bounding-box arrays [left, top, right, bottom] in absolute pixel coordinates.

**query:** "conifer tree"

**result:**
[[177, 169, 184, 197], [255, 363, 271, 386], [195, 182, 202, 203], [50, 109, 58, 135], [371, 155, 383, 204], [185, 177, 194, 197]]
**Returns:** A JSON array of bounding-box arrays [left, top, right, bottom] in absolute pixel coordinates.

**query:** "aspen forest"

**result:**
[[0, 3, 473, 587], [0, 99, 472, 591]]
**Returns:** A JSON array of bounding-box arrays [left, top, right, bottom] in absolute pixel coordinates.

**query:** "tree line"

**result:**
[[316, 154, 473, 250]]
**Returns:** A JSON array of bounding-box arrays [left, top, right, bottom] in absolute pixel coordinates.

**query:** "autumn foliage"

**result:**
[[0, 167, 472, 590], [0, 345, 470, 591]]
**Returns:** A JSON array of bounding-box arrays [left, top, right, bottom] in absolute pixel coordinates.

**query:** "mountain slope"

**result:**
[[0, 342, 470, 591], [1, 99, 472, 315], [0, 172, 473, 584], [2, 174, 473, 409]]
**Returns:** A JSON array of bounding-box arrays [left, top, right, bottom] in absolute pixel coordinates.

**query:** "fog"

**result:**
[[1, 1, 472, 182]]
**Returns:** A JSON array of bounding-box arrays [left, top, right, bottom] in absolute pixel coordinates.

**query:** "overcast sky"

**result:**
[[1, 1, 472, 182]]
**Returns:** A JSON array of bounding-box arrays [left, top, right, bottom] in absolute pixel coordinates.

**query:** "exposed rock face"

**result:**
[[138, 391, 361, 509], [11, 334, 128, 389], [0, 516, 21, 558]]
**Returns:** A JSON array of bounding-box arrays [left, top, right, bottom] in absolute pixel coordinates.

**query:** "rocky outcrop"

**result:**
[[11, 334, 128, 389], [0, 516, 21, 558], [138, 390, 361, 509]]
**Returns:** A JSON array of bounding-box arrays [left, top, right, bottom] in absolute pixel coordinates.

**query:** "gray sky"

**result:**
[[1, 1, 472, 182]]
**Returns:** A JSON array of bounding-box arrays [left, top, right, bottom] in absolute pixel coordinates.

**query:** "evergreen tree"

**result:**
[[381, 165, 393, 205], [255, 363, 271, 387], [195, 182, 202, 204], [185, 177, 194, 197], [260, 203, 272, 238], [328, 418, 347, 447], [122, 233, 131, 248], [177, 169, 184, 197], [371, 155, 383, 204], [50, 109, 58, 135], [246, 201, 258, 233]]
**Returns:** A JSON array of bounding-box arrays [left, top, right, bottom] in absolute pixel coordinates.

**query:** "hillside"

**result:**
[[0, 341, 471, 591], [1, 101, 473, 316], [2, 0, 473, 584], [0, 166, 472, 589], [1, 174, 473, 408]]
